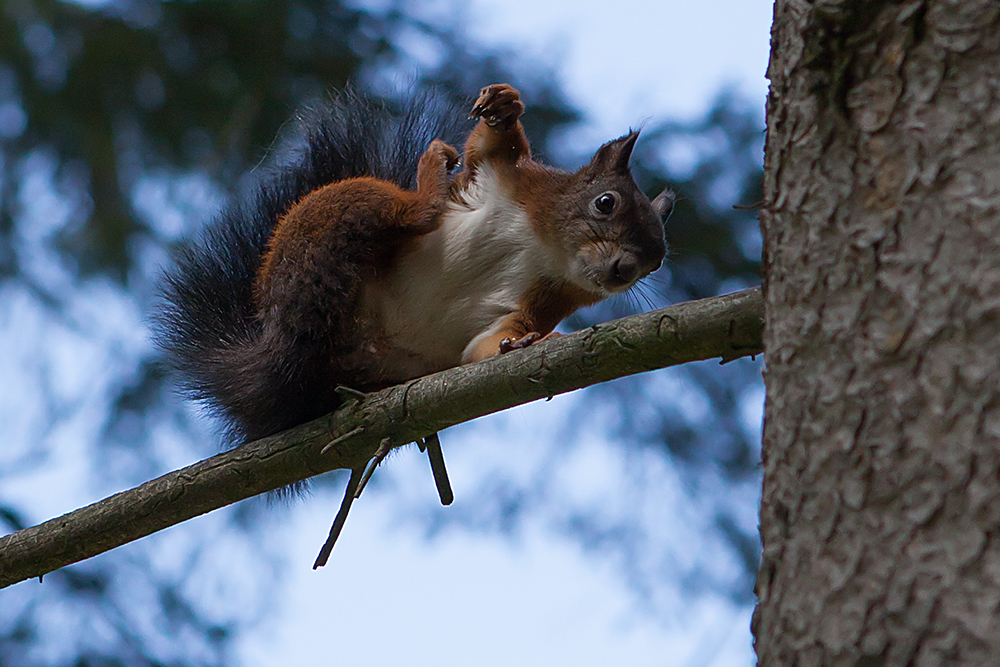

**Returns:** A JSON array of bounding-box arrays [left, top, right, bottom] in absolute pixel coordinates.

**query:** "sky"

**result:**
[[240, 394, 759, 667], [241, 1, 774, 666], [461, 0, 773, 129]]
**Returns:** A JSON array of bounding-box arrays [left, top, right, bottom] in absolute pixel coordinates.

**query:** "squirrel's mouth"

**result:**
[[569, 243, 664, 296], [599, 252, 643, 292], [591, 249, 663, 295]]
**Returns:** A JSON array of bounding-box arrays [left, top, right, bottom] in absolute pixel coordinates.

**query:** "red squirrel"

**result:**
[[157, 84, 673, 565], [258, 83, 671, 381]]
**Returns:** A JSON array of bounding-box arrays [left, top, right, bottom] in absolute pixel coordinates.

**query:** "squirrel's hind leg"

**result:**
[[416, 139, 459, 194], [404, 139, 460, 235]]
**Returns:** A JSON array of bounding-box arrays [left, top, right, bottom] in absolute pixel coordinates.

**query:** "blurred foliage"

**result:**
[[0, 0, 763, 664], [0, 1, 576, 664], [0, 0, 575, 282], [635, 90, 763, 298]]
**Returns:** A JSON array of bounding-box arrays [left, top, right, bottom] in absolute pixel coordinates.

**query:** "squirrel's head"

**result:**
[[555, 131, 673, 296]]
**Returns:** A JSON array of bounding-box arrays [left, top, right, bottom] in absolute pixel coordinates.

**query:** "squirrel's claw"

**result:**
[[499, 330, 561, 354], [499, 332, 538, 353]]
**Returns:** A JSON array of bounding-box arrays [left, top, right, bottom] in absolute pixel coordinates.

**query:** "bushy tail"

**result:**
[[154, 89, 466, 445]]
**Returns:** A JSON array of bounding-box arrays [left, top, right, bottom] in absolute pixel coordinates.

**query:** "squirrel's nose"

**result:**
[[608, 252, 640, 289]]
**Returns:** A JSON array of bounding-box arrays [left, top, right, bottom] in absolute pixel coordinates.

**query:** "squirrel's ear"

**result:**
[[652, 188, 676, 222], [587, 131, 639, 177]]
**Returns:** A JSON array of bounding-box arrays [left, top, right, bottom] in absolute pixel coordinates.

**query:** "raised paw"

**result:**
[[498, 330, 561, 354], [470, 83, 525, 130], [425, 139, 460, 172]]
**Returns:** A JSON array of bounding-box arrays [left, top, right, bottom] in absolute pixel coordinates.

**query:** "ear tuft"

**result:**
[[587, 130, 640, 177]]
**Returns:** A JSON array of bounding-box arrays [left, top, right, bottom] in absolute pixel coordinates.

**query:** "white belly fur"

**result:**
[[360, 164, 563, 379]]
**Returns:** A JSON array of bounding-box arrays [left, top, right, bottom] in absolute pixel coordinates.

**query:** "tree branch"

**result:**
[[0, 288, 763, 589]]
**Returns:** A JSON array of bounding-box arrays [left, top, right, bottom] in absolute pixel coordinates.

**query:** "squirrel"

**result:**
[[156, 83, 674, 566]]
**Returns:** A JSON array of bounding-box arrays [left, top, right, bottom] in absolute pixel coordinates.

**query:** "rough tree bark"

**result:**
[[755, 0, 1000, 664]]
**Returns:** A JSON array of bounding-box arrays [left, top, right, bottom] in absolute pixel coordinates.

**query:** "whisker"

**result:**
[[621, 290, 633, 313], [632, 283, 656, 311], [610, 290, 630, 317], [620, 286, 640, 314], [637, 284, 657, 311], [637, 279, 671, 305], [663, 248, 698, 258]]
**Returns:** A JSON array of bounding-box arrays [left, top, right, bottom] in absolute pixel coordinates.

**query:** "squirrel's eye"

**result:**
[[593, 192, 618, 215]]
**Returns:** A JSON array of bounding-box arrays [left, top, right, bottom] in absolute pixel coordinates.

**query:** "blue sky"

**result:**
[[461, 0, 773, 127]]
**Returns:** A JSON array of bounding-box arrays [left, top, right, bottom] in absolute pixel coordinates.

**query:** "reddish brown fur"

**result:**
[[255, 84, 665, 378], [164, 85, 668, 562], [459, 85, 575, 251], [458, 84, 655, 357], [457, 85, 595, 358], [257, 140, 457, 312]]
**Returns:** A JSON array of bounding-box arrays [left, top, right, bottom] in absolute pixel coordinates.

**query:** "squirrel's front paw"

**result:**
[[470, 83, 524, 130]]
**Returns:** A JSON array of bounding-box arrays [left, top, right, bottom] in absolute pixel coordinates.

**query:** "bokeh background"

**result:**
[[0, 0, 772, 664]]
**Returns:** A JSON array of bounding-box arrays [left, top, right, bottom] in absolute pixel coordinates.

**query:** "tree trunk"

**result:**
[[755, 1, 1000, 664]]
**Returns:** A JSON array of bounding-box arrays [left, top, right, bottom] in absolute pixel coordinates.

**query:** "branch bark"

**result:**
[[0, 288, 763, 589]]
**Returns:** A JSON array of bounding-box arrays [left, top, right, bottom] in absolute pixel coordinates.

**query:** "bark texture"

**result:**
[[0, 289, 763, 589], [756, 1, 1000, 664]]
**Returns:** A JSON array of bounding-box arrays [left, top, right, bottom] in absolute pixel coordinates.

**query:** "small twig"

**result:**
[[334, 386, 368, 403], [423, 433, 454, 506], [320, 426, 364, 455], [354, 437, 392, 499], [313, 467, 364, 568]]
